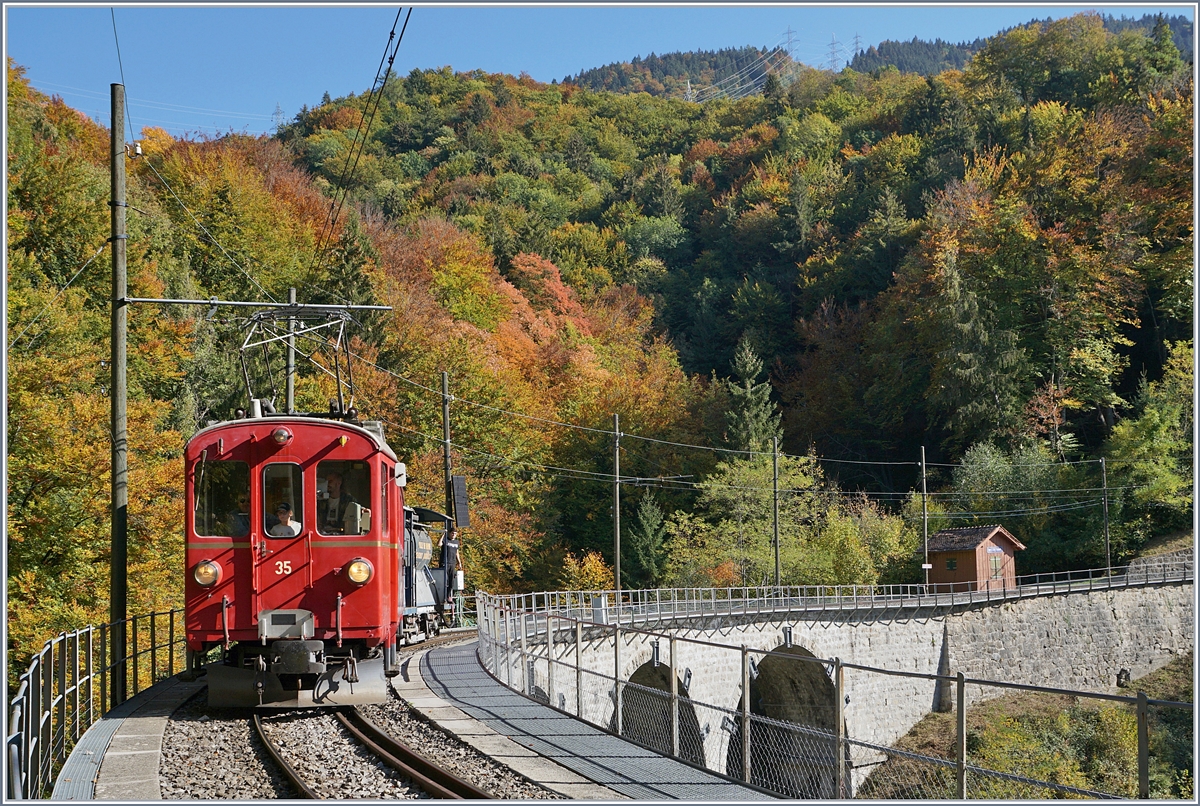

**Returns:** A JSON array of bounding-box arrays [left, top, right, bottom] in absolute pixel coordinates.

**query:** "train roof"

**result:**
[[187, 414, 398, 462]]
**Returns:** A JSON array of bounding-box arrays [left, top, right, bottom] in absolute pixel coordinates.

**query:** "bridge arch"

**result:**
[[724, 644, 846, 798], [609, 659, 706, 766]]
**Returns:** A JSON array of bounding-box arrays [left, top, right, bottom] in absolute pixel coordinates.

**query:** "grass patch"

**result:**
[[1136, 530, 1194, 558], [858, 654, 1194, 799]]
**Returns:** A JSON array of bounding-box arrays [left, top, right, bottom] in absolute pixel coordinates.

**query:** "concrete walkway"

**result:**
[[52, 676, 205, 800], [410, 640, 773, 801]]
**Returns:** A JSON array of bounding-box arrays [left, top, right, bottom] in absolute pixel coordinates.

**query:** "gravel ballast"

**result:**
[[159, 695, 291, 799], [160, 681, 559, 799]]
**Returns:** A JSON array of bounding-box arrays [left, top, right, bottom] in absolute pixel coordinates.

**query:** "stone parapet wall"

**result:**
[[946, 581, 1193, 707], [1128, 548, 1194, 574]]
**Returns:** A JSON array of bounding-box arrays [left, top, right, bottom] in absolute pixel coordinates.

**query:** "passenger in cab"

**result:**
[[270, 503, 300, 537]]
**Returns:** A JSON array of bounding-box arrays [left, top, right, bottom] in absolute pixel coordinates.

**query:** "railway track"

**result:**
[[252, 713, 320, 799], [336, 708, 493, 799], [402, 628, 478, 653], [252, 706, 492, 799]]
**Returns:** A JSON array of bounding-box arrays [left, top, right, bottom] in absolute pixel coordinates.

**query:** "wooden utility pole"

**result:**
[[921, 446, 930, 587], [285, 288, 296, 413], [613, 413, 621, 596], [772, 436, 780, 587], [1101, 457, 1111, 570], [442, 372, 454, 521], [110, 83, 128, 706]]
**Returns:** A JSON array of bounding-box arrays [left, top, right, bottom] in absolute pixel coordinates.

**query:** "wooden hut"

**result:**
[[923, 525, 1025, 592]]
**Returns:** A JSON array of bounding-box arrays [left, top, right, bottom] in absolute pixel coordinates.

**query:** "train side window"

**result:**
[[263, 463, 304, 537], [194, 460, 250, 537], [316, 460, 372, 535]]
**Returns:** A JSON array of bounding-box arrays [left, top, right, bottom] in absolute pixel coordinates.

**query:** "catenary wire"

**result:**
[[108, 8, 277, 305], [9, 243, 109, 351], [346, 349, 1140, 474], [310, 8, 411, 281], [110, 9, 137, 146], [369, 404, 1151, 511], [26, 80, 275, 119], [139, 159, 277, 302]]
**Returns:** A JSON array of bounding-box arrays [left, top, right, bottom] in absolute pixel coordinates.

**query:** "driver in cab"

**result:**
[[318, 472, 356, 533]]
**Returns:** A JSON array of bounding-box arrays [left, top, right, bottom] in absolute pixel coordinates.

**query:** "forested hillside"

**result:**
[[566, 45, 786, 98], [6, 12, 1193, 676], [850, 37, 986, 75], [851, 13, 1192, 75]]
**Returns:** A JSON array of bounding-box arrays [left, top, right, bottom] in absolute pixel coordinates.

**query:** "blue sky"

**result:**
[[5, 4, 1193, 138]]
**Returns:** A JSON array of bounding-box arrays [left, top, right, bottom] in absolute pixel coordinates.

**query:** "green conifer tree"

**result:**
[[725, 336, 783, 453], [626, 492, 666, 587]]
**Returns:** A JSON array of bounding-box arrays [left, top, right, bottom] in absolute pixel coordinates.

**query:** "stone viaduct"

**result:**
[[482, 562, 1193, 795]]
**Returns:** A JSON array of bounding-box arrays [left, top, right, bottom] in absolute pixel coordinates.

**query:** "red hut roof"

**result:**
[[925, 525, 1026, 552]]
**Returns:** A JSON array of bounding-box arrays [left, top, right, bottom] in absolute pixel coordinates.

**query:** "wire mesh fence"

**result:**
[[851, 739, 958, 799], [477, 586, 1194, 800]]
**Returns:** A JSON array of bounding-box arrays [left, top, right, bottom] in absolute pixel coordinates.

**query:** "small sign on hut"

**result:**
[[923, 525, 1025, 592]]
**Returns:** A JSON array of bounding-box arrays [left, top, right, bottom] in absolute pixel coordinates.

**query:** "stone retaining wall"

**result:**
[[531, 578, 1193, 778], [947, 581, 1194, 705]]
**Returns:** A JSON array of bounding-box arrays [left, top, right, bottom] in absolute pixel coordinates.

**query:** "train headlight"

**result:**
[[193, 560, 222, 587], [346, 558, 373, 585], [271, 427, 293, 445]]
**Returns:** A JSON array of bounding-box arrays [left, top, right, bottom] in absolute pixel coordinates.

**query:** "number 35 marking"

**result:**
[[274, 560, 292, 575]]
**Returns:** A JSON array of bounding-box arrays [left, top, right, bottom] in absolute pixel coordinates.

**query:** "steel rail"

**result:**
[[404, 629, 478, 652], [251, 714, 320, 799], [337, 708, 493, 799]]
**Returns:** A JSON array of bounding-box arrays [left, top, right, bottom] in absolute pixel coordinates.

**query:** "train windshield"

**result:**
[[316, 460, 371, 535], [194, 460, 250, 537], [263, 463, 304, 537]]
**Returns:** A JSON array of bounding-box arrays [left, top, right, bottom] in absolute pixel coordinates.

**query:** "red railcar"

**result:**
[[184, 412, 420, 707]]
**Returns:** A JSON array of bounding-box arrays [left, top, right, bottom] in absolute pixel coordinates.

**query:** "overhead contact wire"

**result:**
[[347, 351, 1139, 476], [310, 8, 411, 282], [140, 159, 277, 301]]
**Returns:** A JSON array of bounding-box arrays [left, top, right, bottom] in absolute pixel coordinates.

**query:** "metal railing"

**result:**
[[486, 557, 1194, 626], [7, 609, 186, 799], [476, 569, 1194, 800]]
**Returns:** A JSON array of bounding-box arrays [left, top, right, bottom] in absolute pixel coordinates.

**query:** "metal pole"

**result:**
[[286, 288, 296, 413], [741, 646, 751, 783], [669, 636, 680, 758], [613, 626, 623, 736], [491, 605, 500, 678], [613, 413, 621, 597], [773, 436, 780, 588], [575, 620, 583, 719], [921, 446, 929, 587], [1137, 691, 1149, 798], [518, 612, 529, 694], [547, 615, 555, 709], [56, 640, 66, 762], [1101, 457, 1111, 571], [442, 372, 454, 522], [110, 83, 128, 709], [835, 658, 845, 798], [956, 672, 966, 798]]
